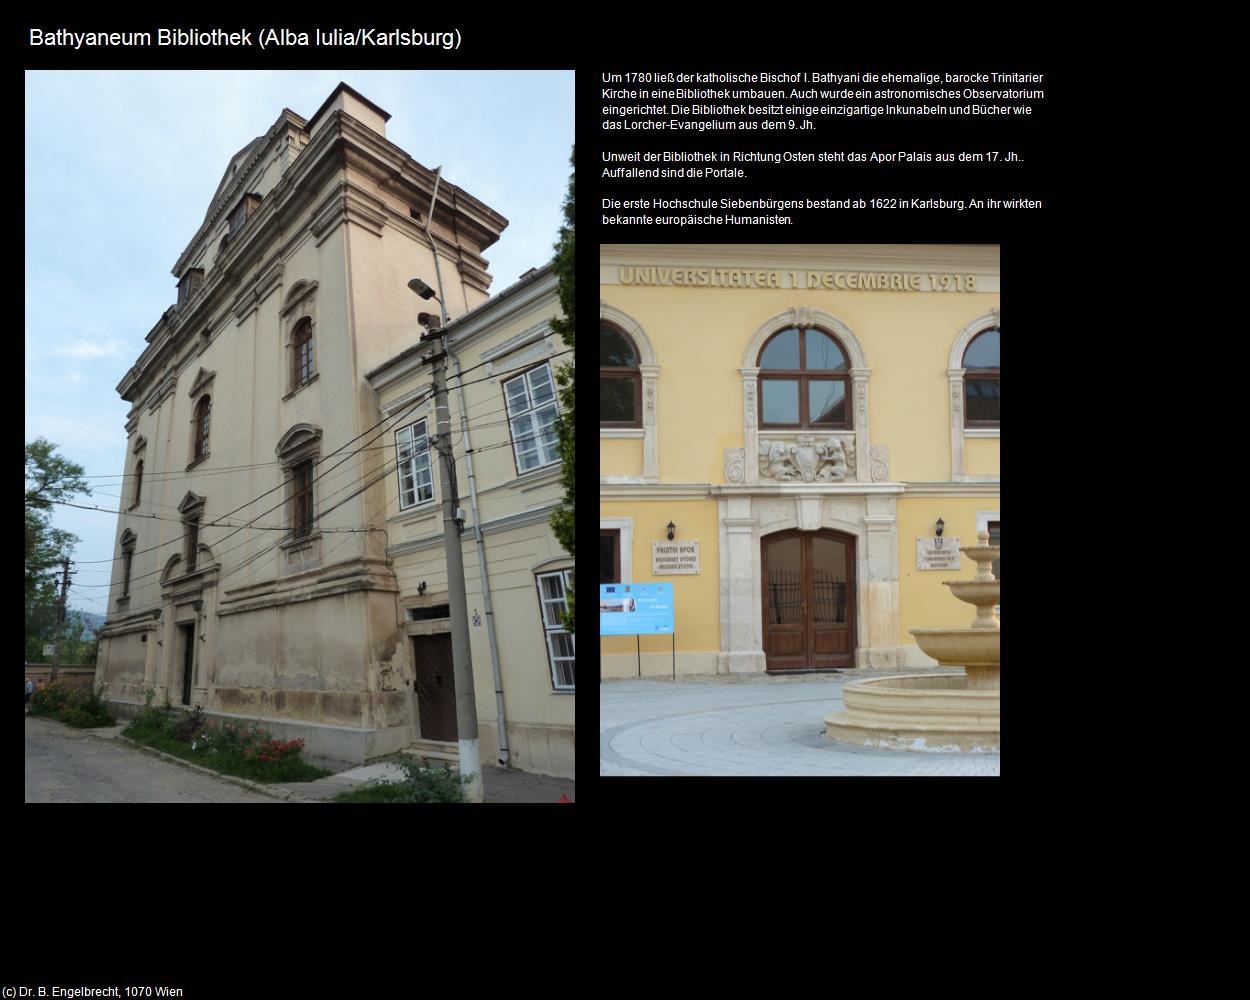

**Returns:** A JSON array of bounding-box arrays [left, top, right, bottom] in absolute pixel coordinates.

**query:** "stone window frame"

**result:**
[[185, 368, 216, 471], [275, 424, 323, 553], [948, 309, 1000, 482], [599, 517, 633, 583], [599, 302, 659, 483], [118, 529, 137, 605], [281, 281, 320, 400], [599, 322, 642, 429], [128, 436, 147, 511], [740, 307, 871, 484]]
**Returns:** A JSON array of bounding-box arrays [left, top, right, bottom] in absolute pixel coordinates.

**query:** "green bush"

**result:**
[[30, 681, 116, 728], [335, 755, 469, 803]]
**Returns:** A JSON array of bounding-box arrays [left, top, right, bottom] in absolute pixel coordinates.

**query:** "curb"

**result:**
[[113, 735, 308, 802]]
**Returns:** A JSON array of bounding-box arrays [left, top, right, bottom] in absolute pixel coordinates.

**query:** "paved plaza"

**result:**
[[601, 672, 1000, 777]]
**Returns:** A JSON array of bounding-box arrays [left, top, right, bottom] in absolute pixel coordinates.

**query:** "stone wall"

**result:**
[[24, 666, 97, 693]]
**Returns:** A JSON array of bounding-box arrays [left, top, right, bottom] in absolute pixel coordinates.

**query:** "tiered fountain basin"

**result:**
[[824, 672, 999, 752], [824, 530, 1000, 753]]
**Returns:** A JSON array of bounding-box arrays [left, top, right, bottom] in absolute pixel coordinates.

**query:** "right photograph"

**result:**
[[599, 244, 1000, 776]]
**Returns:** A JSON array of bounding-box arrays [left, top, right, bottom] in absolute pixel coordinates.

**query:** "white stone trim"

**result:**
[[600, 300, 660, 482], [964, 428, 1000, 439], [949, 309, 999, 480], [600, 428, 645, 439], [600, 517, 633, 582], [740, 308, 871, 485], [975, 510, 1001, 535]]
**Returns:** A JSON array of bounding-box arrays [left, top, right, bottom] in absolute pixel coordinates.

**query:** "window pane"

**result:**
[[527, 364, 555, 405], [761, 380, 798, 424], [601, 326, 638, 367], [759, 328, 800, 369], [809, 380, 847, 424], [966, 379, 1000, 423], [806, 331, 847, 370], [541, 573, 565, 603], [600, 378, 636, 422], [964, 329, 1000, 369], [504, 377, 529, 417]]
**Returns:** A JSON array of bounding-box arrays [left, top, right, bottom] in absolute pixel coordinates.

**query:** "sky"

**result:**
[[24, 70, 575, 617]]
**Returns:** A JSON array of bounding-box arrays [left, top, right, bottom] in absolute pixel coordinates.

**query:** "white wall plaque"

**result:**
[[652, 541, 700, 575], [917, 537, 961, 571]]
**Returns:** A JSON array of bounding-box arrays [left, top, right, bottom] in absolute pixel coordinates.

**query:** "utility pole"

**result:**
[[422, 333, 483, 802], [52, 555, 71, 678]]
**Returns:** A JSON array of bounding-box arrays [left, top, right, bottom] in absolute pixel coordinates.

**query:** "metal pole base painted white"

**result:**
[[459, 739, 483, 802]]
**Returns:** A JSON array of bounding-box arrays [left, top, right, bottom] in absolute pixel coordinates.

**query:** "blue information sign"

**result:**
[[599, 582, 674, 635]]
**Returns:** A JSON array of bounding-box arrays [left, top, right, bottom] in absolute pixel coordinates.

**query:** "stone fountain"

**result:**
[[824, 531, 1000, 752]]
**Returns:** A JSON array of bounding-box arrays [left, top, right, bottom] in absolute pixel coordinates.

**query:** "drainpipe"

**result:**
[[449, 347, 510, 767]]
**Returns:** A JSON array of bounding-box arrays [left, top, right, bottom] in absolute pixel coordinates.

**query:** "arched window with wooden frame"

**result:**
[[600, 322, 641, 427], [193, 395, 212, 460], [291, 317, 314, 390], [757, 326, 852, 430], [962, 328, 1000, 427]]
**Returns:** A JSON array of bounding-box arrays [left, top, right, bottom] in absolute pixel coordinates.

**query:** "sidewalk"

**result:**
[[83, 723, 574, 803]]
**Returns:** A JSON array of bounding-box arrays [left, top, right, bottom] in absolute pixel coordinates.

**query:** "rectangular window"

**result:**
[[536, 569, 574, 691], [291, 462, 314, 539], [122, 549, 134, 597], [502, 363, 560, 473], [185, 521, 199, 573], [396, 419, 434, 509], [600, 530, 620, 584]]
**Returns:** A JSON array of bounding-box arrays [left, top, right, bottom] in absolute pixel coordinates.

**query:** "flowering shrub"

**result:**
[[245, 737, 306, 765], [30, 681, 116, 728]]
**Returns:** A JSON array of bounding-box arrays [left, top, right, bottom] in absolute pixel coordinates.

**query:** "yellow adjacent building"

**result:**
[[600, 244, 999, 677]]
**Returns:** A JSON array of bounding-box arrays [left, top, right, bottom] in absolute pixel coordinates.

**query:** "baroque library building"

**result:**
[[600, 244, 999, 677], [93, 84, 573, 777]]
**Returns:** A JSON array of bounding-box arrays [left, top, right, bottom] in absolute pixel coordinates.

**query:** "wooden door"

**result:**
[[762, 530, 855, 670], [412, 635, 457, 741], [180, 623, 195, 705]]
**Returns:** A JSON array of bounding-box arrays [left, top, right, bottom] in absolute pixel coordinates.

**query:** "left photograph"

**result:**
[[25, 70, 575, 803]]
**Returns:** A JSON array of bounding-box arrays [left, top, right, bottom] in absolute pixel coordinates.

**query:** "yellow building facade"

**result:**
[[600, 244, 1000, 677]]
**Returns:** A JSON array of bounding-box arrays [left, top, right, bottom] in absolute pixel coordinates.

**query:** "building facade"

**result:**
[[93, 83, 566, 767], [365, 265, 574, 778], [600, 244, 999, 677]]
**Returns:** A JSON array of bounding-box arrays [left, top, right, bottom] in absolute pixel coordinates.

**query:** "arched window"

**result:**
[[194, 395, 212, 460], [292, 318, 314, 389], [600, 323, 641, 427], [133, 460, 144, 507], [962, 328, 999, 427], [757, 327, 851, 429]]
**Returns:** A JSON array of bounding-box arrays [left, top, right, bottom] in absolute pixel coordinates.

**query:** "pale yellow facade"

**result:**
[[94, 83, 535, 765], [366, 266, 574, 778], [600, 244, 1000, 675]]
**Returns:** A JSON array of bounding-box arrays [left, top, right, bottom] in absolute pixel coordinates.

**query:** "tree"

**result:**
[[25, 439, 89, 659], [549, 147, 575, 632]]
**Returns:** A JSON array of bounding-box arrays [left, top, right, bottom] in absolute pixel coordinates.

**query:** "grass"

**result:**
[[122, 705, 331, 784]]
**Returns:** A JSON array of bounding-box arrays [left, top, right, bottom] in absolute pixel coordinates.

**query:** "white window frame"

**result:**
[[502, 362, 561, 473], [396, 418, 435, 510], [536, 569, 575, 691]]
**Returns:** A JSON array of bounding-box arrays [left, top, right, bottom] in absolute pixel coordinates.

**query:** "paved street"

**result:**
[[24, 715, 277, 802], [601, 673, 1000, 776]]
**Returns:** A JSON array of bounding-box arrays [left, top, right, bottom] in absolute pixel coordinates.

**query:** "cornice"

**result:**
[[601, 243, 1000, 273]]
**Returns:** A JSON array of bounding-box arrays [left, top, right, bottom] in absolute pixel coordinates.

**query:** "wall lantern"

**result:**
[[666, 521, 676, 541], [935, 517, 945, 538]]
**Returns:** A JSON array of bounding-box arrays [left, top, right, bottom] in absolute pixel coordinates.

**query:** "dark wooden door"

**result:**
[[180, 623, 195, 705], [762, 530, 855, 670], [412, 635, 457, 741]]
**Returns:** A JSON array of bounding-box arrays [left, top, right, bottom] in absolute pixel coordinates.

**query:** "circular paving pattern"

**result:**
[[601, 677, 1000, 776]]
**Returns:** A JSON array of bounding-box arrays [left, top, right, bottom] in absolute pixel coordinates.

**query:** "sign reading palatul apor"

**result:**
[[617, 266, 979, 291]]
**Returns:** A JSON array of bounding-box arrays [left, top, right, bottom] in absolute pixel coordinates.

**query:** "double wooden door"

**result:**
[[762, 529, 855, 670]]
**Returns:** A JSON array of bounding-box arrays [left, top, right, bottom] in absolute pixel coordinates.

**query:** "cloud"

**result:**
[[54, 339, 128, 360]]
